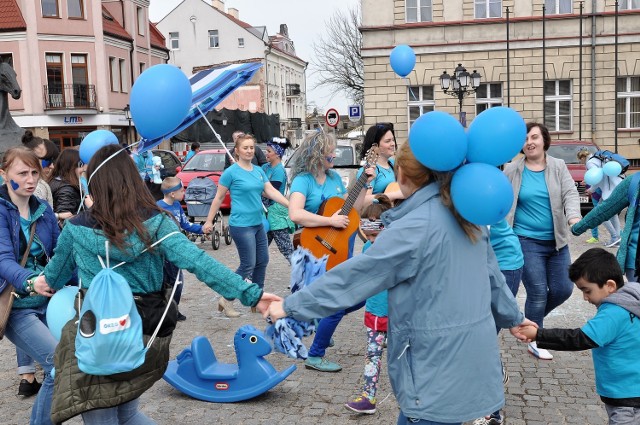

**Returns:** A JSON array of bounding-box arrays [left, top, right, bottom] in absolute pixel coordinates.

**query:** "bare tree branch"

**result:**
[[310, 6, 363, 105]]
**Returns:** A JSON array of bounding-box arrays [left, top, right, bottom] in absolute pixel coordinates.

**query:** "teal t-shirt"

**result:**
[[513, 167, 554, 241], [489, 219, 524, 271], [582, 303, 640, 399], [363, 240, 388, 317], [289, 171, 346, 214], [20, 216, 43, 258], [626, 211, 640, 270], [357, 159, 395, 194], [219, 163, 268, 227], [262, 162, 287, 196]]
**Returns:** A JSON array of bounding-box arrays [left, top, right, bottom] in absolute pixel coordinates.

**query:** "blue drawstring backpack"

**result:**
[[76, 233, 180, 376]]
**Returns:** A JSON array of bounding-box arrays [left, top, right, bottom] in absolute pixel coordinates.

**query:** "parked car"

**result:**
[[284, 138, 363, 191], [547, 140, 600, 216], [152, 149, 182, 180], [176, 149, 231, 211]]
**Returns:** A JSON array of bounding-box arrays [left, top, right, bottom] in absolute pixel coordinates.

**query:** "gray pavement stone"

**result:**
[[0, 223, 619, 424]]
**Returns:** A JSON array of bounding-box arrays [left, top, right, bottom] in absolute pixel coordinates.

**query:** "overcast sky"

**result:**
[[149, 0, 360, 115]]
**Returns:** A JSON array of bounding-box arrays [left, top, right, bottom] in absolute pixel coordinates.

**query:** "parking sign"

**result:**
[[325, 108, 340, 128], [348, 105, 362, 122]]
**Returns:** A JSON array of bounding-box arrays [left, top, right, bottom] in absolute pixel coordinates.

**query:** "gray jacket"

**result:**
[[283, 182, 524, 423], [503, 155, 581, 250]]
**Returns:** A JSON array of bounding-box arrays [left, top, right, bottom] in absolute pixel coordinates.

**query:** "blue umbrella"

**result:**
[[138, 62, 262, 152]]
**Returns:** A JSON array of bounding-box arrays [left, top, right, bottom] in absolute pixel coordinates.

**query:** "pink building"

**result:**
[[0, 0, 168, 149]]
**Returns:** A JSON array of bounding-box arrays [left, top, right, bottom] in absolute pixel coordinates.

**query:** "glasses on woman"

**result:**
[[376, 122, 394, 131], [41, 158, 52, 168]]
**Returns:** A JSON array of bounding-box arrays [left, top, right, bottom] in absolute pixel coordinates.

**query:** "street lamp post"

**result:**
[[123, 104, 132, 144], [439, 64, 482, 126]]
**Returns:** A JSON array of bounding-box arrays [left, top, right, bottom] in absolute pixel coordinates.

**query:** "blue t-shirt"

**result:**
[[362, 240, 388, 317], [289, 171, 346, 214], [357, 159, 395, 194], [20, 216, 43, 258], [626, 211, 640, 270], [489, 219, 524, 271], [513, 167, 554, 241], [219, 163, 268, 227], [262, 162, 287, 195], [156, 199, 203, 234], [581, 303, 640, 399], [185, 150, 196, 162]]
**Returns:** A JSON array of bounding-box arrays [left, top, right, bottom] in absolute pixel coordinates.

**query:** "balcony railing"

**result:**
[[43, 84, 97, 110]]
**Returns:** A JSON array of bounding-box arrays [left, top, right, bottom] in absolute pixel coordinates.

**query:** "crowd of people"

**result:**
[[0, 121, 638, 424]]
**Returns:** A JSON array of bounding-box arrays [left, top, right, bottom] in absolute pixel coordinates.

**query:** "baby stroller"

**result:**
[[184, 174, 232, 250]]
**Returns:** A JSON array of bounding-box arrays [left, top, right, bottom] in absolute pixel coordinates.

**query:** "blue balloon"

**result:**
[[451, 163, 514, 226], [130, 64, 192, 140], [262, 216, 270, 233], [46, 286, 79, 341], [467, 107, 527, 166], [389, 45, 416, 78], [603, 161, 622, 177], [584, 167, 604, 186], [409, 111, 467, 172], [79, 130, 118, 164]]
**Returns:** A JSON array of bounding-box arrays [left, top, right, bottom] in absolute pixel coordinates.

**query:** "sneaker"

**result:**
[[528, 341, 553, 360], [345, 394, 376, 414], [18, 378, 41, 397], [473, 414, 503, 425], [328, 337, 335, 348], [304, 356, 342, 372], [176, 311, 187, 321], [605, 237, 621, 248], [585, 237, 599, 244]]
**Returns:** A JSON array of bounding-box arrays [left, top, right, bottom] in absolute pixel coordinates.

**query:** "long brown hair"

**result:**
[[395, 142, 479, 242], [51, 148, 80, 187], [86, 144, 163, 251]]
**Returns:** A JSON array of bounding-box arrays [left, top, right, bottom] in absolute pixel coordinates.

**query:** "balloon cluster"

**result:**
[[584, 161, 622, 186], [79, 64, 192, 164]]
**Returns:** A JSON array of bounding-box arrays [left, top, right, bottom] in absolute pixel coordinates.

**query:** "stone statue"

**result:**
[[0, 61, 25, 153]]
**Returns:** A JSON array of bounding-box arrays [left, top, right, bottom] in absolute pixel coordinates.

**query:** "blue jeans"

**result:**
[[308, 301, 365, 358], [82, 398, 155, 424], [5, 305, 57, 425], [591, 197, 599, 238], [397, 412, 461, 425], [518, 237, 574, 327], [17, 346, 36, 374], [229, 224, 269, 289], [494, 267, 523, 334]]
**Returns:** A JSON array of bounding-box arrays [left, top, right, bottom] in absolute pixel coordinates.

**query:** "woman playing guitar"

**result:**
[[288, 130, 374, 373]]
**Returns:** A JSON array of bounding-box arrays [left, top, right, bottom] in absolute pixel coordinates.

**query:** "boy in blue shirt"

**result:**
[[157, 177, 204, 321], [521, 248, 640, 423]]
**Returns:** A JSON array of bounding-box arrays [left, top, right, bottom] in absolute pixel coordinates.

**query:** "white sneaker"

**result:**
[[528, 341, 553, 360], [605, 237, 622, 248]]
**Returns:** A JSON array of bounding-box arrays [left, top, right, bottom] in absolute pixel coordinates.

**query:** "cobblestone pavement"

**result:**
[[0, 223, 619, 424]]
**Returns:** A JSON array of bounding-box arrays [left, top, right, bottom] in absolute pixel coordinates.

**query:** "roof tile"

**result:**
[[0, 0, 26, 32]]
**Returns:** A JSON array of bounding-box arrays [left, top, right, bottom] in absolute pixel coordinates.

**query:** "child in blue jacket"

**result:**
[[157, 177, 204, 321]]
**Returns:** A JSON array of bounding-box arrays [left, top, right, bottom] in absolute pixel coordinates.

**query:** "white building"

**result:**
[[154, 0, 307, 141]]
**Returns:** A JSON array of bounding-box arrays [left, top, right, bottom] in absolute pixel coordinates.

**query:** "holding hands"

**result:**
[[509, 318, 538, 343], [255, 292, 283, 315]]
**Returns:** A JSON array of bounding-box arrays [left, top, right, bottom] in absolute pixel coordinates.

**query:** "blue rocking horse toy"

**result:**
[[163, 325, 296, 402]]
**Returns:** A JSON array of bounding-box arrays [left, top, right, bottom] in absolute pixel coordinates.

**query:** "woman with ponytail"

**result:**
[[266, 142, 534, 425]]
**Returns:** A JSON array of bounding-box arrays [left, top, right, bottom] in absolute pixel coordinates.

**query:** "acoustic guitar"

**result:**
[[294, 147, 378, 270]]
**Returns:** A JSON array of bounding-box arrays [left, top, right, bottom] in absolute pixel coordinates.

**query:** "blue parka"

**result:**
[[283, 182, 524, 423], [0, 185, 59, 304]]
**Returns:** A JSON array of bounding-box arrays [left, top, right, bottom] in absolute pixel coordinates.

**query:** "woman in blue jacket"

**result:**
[[0, 147, 60, 425], [266, 142, 534, 425]]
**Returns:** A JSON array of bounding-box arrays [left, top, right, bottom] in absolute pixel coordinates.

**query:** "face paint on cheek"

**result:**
[[325, 156, 334, 164], [10, 180, 19, 191]]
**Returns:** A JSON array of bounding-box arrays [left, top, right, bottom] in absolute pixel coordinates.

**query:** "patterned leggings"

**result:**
[[362, 327, 386, 401], [267, 229, 294, 264]]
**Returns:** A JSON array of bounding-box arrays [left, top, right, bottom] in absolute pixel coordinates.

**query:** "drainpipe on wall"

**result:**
[[591, 0, 597, 143], [264, 44, 271, 115]]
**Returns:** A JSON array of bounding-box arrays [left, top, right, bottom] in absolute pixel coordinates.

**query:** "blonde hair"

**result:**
[[161, 176, 182, 193], [290, 131, 335, 180], [576, 148, 591, 162], [234, 134, 256, 161], [395, 142, 479, 242]]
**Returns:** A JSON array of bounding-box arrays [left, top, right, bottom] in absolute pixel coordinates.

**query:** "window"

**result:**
[[544, 80, 572, 131], [209, 30, 219, 48], [616, 76, 640, 129], [71, 54, 88, 107], [46, 53, 64, 107], [169, 32, 179, 50], [68, 0, 84, 18], [0, 53, 13, 66], [238, 37, 245, 47], [139, 62, 146, 75], [620, 0, 640, 10], [406, 0, 433, 23], [475, 83, 503, 115], [42, 0, 59, 17], [109, 57, 119, 92], [119, 59, 128, 93], [408, 86, 435, 127], [137, 7, 145, 36], [545, 0, 572, 14], [475, 0, 501, 18]]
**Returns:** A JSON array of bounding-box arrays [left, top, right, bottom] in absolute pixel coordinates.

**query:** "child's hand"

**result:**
[[519, 325, 538, 342], [509, 318, 538, 342]]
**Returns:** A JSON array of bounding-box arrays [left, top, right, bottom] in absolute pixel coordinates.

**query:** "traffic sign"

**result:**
[[348, 104, 362, 122], [325, 108, 340, 128]]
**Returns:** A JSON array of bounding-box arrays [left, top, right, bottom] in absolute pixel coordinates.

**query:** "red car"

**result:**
[[176, 149, 231, 211]]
